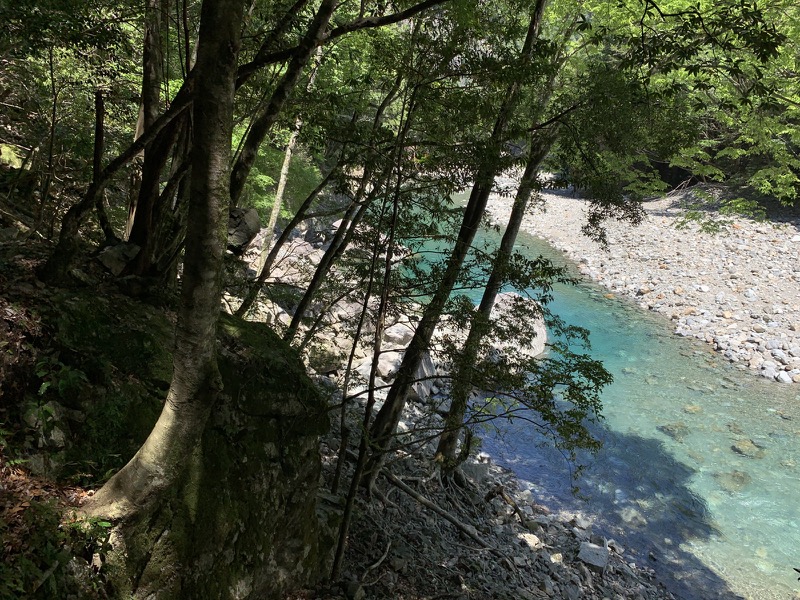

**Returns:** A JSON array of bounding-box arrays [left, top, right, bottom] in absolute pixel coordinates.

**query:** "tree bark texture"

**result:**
[[87, 0, 246, 520]]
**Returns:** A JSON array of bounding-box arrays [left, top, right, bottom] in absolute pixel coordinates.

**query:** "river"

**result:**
[[469, 229, 800, 600]]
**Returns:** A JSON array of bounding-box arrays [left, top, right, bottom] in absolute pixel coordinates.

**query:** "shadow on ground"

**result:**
[[484, 425, 746, 600]]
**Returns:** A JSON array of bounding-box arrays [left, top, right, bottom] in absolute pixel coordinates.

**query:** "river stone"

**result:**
[[519, 532, 543, 550], [461, 460, 491, 484], [410, 351, 437, 400], [776, 370, 793, 384], [657, 421, 690, 441], [491, 292, 548, 358], [383, 321, 415, 346], [731, 438, 766, 458], [377, 349, 403, 379], [714, 469, 752, 493], [727, 421, 745, 435], [578, 542, 609, 573], [344, 581, 365, 600]]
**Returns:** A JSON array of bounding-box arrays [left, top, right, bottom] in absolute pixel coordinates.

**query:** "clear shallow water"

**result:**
[[472, 232, 800, 600]]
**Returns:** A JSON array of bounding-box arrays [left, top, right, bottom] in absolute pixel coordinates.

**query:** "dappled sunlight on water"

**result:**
[[479, 233, 800, 600]]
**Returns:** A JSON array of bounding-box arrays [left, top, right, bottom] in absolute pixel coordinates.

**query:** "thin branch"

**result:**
[[236, 0, 450, 87]]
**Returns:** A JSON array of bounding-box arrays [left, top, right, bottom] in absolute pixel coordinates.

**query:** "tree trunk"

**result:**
[[332, 85, 415, 576], [143, 0, 165, 132], [229, 0, 336, 205], [125, 0, 165, 238], [86, 0, 246, 520], [92, 90, 117, 242], [125, 114, 185, 276], [361, 6, 547, 488], [38, 82, 193, 283], [435, 133, 555, 468]]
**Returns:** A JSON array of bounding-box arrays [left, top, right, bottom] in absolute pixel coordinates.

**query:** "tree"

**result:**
[[87, 0, 247, 518], [2, 0, 792, 594], [362, 0, 549, 488]]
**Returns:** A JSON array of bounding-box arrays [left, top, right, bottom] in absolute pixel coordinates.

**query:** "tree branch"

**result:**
[[236, 0, 450, 87]]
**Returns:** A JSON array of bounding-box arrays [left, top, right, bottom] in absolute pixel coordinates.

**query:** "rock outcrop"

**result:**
[[17, 284, 334, 600]]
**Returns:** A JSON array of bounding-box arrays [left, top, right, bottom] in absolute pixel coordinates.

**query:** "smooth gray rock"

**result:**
[[578, 542, 609, 573], [98, 242, 140, 275]]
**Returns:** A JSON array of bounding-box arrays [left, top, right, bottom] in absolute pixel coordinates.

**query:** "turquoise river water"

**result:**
[[468, 229, 800, 600]]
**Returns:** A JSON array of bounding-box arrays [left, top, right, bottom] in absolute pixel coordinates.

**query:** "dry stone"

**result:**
[[519, 533, 543, 550], [578, 542, 610, 573]]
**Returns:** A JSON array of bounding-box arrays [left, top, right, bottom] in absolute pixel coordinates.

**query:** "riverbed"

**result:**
[[478, 201, 800, 599]]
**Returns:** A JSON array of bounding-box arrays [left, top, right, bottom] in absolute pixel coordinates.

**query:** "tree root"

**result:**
[[361, 540, 391, 582], [485, 483, 527, 524], [382, 471, 492, 551]]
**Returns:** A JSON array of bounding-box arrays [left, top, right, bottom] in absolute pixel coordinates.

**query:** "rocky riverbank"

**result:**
[[234, 210, 681, 600], [304, 395, 679, 600], [486, 185, 800, 385], [233, 187, 796, 600]]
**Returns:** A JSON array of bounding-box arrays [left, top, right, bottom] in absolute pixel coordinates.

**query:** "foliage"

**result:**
[[35, 353, 89, 399], [0, 496, 112, 600], [0, 0, 798, 593], [233, 127, 323, 223]]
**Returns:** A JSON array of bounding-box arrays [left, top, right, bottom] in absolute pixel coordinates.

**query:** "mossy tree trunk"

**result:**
[[87, 0, 246, 520]]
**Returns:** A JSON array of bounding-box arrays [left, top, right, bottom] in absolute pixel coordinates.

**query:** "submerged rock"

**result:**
[[657, 421, 690, 442], [731, 438, 766, 458], [714, 469, 753, 493]]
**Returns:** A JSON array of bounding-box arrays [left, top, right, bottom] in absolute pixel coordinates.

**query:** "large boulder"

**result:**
[[45, 290, 334, 600], [431, 293, 548, 365], [383, 321, 415, 347], [228, 207, 262, 255], [490, 292, 547, 359], [107, 315, 334, 600], [97, 242, 141, 276]]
